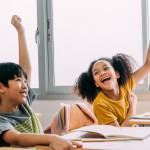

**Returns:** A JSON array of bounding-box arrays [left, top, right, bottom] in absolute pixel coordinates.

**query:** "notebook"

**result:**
[[130, 112, 150, 120], [63, 125, 150, 142]]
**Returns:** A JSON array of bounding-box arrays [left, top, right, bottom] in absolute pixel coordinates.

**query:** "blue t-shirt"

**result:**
[[0, 86, 43, 147]]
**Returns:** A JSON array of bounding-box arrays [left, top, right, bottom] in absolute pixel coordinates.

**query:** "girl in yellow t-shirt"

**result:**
[[73, 48, 150, 127]]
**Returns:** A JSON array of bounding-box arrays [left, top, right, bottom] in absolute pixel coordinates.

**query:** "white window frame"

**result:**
[[36, 0, 150, 100]]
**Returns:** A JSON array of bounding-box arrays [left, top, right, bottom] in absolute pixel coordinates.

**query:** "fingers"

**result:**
[[128, 91, 137, 99], [11, 15, 24, 32], [127, 91, 137, 104], [15, 15, 22, 22], [11, 15, 22, 25], [127, 91, 132, 103], [71, 140, 82, 147], [132, 92, 137, 103]]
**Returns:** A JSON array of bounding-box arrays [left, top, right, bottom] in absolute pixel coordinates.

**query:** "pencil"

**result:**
[[72, 138, 139, 142]]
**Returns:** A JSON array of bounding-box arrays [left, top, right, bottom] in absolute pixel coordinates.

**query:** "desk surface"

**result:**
[[129, 119, 150, 125], [1, 131, 150, 150], [0, 148, 34, 150], [36, 146, 83, 150], [36, 136, 150, 150], [0, 147, 82, 150], [1, 136, 150, 150]]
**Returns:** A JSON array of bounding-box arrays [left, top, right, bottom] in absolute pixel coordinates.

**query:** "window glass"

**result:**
[[0, 0, 39, 88], [148, 0, 150, 86], [53, 0, 143, 86]]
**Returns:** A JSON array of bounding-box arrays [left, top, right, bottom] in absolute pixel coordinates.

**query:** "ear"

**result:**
[[95, 82, 99, 87], [0, 83, 5, 93], [115, 71, 120, 79]]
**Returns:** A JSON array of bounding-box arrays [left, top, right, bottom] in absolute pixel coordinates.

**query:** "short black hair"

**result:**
[[0, 62, 27, 87]]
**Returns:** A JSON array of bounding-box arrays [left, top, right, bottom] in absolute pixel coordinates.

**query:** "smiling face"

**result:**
[[2, 75, 28, 106], [92, 60, 120, 92]]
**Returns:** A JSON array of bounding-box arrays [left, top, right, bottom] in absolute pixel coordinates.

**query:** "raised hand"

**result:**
[[11, 15, 24, 32]]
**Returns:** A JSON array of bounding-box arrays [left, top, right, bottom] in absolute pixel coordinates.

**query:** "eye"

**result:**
[[94, 71, 99, 75], [16, 78, 21, 81], [104, 67, 109, 70], [24, 80, 27, 84]]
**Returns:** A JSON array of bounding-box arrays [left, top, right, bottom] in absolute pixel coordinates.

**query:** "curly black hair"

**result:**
[[72, 53, 136, 104]]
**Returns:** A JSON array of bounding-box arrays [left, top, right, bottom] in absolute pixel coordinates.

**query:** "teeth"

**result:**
[[20, 91, 27, 97], [101, 77, 109, 82], [101, 77, 110, 83]]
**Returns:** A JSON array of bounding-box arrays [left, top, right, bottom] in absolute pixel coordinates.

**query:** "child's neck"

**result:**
[[102, 88, 120, 101], [0, 102, 18, 113]]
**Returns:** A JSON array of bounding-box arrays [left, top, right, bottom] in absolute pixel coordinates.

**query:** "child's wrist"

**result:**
[[47, 134, 59, 144], [17, 27, 25, 34]]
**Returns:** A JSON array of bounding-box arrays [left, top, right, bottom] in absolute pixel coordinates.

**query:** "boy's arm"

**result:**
[[11, 15, 31, 85], [133, 44, 150, 85], [2, 130, 82, 150]]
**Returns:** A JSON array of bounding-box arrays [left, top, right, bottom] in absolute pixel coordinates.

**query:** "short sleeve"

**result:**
[[0, 116, 14, 135], [93, 104, 117, 125], [0, 116, 14, 147], [126, 75, 135, 92], [26, 85, 37, 106]]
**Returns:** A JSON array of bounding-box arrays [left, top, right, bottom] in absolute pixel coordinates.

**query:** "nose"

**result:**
[[22, 81, 28, 89], [100, 70, 106, 76]]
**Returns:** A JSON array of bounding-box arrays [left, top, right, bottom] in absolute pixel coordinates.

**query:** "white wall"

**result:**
[[32, 100, 81, 129], [32, 99, 150, 129]]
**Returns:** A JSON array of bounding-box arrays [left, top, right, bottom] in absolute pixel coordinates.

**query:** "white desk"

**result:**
[[129, 119, 150, 127], [1, 137, 150, 150]]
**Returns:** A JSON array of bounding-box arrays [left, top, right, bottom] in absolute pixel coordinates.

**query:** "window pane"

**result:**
[[53, 0, 143, 86], [0, 0, 39, 88]]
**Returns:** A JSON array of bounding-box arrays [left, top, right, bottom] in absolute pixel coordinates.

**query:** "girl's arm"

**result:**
[[107, 120, 120, 127], [107, 92, 137, 127], [2, 130, 82, 150], [11, 15, 32, 86], [133, 44, 150, 85], [121, 92, 137, 127]]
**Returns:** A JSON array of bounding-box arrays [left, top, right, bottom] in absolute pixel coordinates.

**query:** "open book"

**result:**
[[63, 125, 150, 142], [130, 112, 150, 120]]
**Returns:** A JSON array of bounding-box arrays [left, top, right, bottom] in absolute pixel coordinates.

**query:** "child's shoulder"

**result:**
[[123, 75, 135, 91], [0, 114, 8, 121], [93, 92, 109, 106], [26, 85, 37, 105]]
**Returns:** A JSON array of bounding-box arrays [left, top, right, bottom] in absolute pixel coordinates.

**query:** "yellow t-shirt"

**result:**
[[93, 76, 135, 125]]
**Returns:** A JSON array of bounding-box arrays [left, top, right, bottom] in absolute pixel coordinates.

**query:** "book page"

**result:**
[[73, 125, 120, 138], [72, 125, 150, 139], [62, 131, 135, 142], [131, 112, 150, 120], [62, 131, 105, 140], [106, 127, 150, 139]]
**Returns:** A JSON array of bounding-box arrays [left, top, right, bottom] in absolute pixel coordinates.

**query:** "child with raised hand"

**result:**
[[0, 15, 82, 149], [73, 49, 150, 127]]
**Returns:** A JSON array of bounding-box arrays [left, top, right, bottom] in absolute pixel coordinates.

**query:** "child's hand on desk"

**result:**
[[50, 134, 82, 150]]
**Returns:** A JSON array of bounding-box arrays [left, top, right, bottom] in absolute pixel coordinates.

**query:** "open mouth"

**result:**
[[20, 91, 28, 97], [101, 77, 110, 83]]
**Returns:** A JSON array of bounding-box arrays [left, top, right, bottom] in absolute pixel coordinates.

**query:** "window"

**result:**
[[44, 0, 149, 98], [0, 0, 39, 89], [1, 0, 150, 99]]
